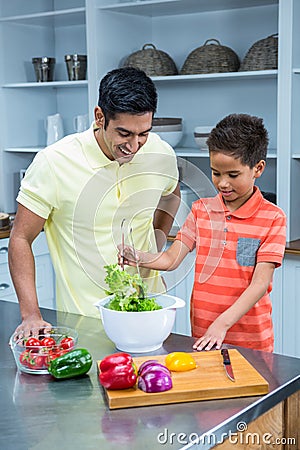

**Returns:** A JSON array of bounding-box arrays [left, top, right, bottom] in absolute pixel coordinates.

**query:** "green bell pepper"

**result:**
[[48, 348, 93, 379]]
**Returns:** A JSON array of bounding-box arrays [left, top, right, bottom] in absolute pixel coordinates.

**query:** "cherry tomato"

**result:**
[[19, 350, 30, 367], [40, 337, 56, 348], [19, 349, 41, 369], [60, 337, 74, 350], [46, 349, 65, 366], [28, 354, 47, 370], [25, 337, 42, 351]]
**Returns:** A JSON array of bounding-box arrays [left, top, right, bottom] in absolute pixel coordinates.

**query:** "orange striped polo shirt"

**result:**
[[176, 187, 286, 352]]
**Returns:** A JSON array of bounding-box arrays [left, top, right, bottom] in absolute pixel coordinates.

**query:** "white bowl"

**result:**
[[94, 294, 185, 353], [152, 117, 182, 126], [155, 130, 183, 148], [194, 125, 214, 150], [194, 126, 214, 134], [152, 124, 182, 132]]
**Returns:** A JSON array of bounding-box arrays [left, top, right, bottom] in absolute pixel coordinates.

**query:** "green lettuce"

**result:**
[[104, 264, 162, 312]]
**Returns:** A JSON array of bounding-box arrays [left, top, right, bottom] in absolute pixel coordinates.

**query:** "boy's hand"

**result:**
[[117, 244, 139, 267], [192, 321, 227, 351]]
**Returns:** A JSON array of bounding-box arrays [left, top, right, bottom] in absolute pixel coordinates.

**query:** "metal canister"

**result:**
[[32, 57, 56, 82], [64, 54, 87, 81]]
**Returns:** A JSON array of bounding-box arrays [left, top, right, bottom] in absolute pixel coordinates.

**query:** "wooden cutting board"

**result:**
[[98, 349, 269, 409]]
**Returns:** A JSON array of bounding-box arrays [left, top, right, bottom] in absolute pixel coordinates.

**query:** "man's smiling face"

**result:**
[[95, 108, 153, 164]]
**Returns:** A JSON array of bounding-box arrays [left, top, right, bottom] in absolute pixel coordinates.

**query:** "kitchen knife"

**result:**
[[221, 348, 235, 382]]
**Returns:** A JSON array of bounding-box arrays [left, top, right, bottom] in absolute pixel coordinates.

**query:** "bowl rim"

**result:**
[[9, 326, 79, 375], [194, 126, 214, 133], [194, 132, 210, 137], [154, 130, 183, 134], [9, 326, 78, 348], [152, 125, 182, 132], [94, 293, 185, 313], [152, 117, 182, 125]]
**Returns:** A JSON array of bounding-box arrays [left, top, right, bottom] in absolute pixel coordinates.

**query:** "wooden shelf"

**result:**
[[0, 229, 11, 239], [285, 240, 300, 255]]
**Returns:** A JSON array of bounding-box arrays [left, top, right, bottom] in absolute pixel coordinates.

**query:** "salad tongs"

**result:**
[[120, 219, 145, 299], [120, 218, 126, 271], [129, 227, 145, 299]]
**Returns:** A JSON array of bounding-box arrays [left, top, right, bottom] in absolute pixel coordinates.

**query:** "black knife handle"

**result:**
[[221, 349, 231, 365]]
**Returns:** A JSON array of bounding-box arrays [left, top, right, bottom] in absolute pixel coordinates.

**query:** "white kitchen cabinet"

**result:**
[[280, 255, 300, 358], [163, 246, 195, 336], [0, 238, 15, 301], [270, 265, 283, 354], [0, 233, 56, 310]]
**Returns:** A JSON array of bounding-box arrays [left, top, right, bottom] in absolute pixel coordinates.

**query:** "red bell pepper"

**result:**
[[99, 352, 137, 390]]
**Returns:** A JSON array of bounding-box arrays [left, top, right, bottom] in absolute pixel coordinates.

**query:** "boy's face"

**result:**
[[210, 152, 265, 211]]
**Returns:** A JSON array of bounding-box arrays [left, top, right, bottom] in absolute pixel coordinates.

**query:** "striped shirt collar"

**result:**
[[203, 186, 263, 218]]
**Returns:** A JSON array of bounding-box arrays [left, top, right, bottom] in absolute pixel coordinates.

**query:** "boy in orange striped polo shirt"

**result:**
[[120, 114, 286, 352]]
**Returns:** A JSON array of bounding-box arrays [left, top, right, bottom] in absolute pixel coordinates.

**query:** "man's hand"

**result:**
[[14, 316, 52, 340]]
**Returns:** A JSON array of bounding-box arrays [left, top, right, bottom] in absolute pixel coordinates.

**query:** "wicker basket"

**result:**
[[180, 39, 240, 75], [122, 43, 178, 76], [239, 34, 278, 71]]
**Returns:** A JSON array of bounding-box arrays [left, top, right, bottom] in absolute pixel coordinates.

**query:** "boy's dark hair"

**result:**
[[207, 113, 269, 168], [98, 67, 157, 128]]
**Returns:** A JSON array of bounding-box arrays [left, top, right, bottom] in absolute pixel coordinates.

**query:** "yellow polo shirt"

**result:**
[[17, 124, 178, 317]]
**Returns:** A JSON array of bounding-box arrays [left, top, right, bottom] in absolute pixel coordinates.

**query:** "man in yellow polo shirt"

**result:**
[[9, 67, 180, 335]]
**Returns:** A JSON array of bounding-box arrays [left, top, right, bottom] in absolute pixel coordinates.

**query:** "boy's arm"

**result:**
[[119, 239, 190, 271], [193, 261, 275, 351]]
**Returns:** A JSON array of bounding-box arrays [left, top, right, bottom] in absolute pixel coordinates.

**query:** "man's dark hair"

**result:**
[[207, 113, 269, 168], [98, 67, 157, 127]]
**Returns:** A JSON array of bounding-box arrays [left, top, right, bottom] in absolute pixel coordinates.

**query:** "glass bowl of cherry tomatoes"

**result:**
[[9, 327, 78, 375]]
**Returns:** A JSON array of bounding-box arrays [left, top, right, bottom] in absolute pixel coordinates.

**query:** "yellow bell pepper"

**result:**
[[165, 352, 197, 372]]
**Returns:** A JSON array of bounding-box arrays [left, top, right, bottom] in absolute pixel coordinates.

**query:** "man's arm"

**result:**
[[153, 181, 181, 251], [8, 204, 52, 336]]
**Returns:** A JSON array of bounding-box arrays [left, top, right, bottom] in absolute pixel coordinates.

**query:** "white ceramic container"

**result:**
[[194, 126, 214, 150], [154, 130, 183, 148], [94, 294, 185, 353]]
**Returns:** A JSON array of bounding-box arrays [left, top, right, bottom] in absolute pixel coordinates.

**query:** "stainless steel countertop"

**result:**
[[1, 300, 299, 450]]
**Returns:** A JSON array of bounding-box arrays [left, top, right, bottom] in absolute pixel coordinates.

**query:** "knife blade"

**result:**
[[221, 348, 235, 382]]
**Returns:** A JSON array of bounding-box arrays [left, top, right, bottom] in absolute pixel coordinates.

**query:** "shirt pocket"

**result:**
[[236, 237, 261, 267]]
